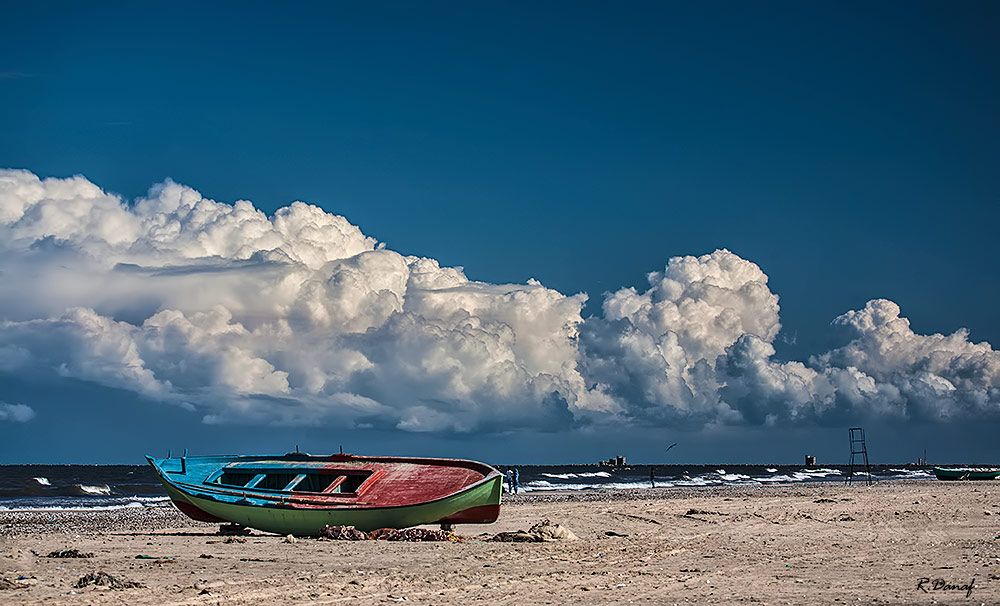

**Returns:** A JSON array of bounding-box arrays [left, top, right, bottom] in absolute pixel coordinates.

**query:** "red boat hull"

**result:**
[[173, 499, 226, 523]]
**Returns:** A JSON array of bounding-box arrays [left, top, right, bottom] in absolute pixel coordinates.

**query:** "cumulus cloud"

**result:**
[[816, 299, 1000, 421], [0, 169, 590, 431], [0, 402, 35, 422], [580, 250, 783, 427], [1, 168, 998, 432]]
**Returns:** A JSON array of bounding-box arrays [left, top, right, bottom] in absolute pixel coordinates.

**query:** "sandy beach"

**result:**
[[2, 480, 999, 605]]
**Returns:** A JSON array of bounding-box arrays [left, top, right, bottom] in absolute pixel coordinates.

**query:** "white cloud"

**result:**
[[0, 402, 36, 422], [0, 169, 588, 431], [1, 169, 998, 431], [580, 249, 781, 426], [814, 299, 1000, 420]]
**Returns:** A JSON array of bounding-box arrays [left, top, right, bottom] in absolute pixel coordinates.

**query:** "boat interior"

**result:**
[[210, 464, 379, 497]]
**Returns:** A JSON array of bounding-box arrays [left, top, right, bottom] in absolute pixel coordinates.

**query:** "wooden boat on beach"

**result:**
[[146, 452, 503, 535], [932, 467, 1000, 481]]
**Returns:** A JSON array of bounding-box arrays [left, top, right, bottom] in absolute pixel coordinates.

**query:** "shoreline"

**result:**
[[0, 479, 954, 537], [2, 479, 932, 535], [3, 480, 999, 603]]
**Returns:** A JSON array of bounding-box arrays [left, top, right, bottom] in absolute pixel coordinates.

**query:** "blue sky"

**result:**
[[1, 2, 998, 464]]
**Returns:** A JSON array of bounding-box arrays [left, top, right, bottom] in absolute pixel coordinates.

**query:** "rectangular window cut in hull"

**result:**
[[216, 469, 373, 495]]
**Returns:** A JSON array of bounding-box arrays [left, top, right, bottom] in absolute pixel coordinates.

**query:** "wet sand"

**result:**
[[2, 480, 999, 604]]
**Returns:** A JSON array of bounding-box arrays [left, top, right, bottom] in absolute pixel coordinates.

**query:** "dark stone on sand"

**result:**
[[46, 548, 94, 558], [685, 508, 728, 516], [489, 531, 543, 542], [75, 571, 143, 589], [217, 523, 252, 536]]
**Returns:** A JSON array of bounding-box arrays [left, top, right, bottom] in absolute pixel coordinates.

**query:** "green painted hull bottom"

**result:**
[[932, 467, 1000, 481], [162, 476, 503, 535]]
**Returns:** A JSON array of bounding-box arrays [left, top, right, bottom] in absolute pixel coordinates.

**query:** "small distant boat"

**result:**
[[147, 452, 503, 535], [932, 467, 1000, 481]]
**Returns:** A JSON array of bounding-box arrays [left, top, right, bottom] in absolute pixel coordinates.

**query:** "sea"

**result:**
[[0, 463, 936, 512]]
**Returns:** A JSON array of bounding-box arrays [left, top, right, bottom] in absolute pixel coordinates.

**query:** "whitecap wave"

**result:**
[[31, 477, 51, 486], [522, 480, 654, 492], [755, 474, 798, 483], [74, 484, 112, 496], [541, 471, 612, 480], [888, 468, 934, 479], [0, 497, 171, 512], [794, 468, 842, 478], [517, 465, 934, 492], [755, 470, 842, 483], [673, 476, 725, 487]]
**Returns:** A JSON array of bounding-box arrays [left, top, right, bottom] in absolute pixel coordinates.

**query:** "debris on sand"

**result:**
[[369, 527, 459, 542], [0, 577, 18, 590], [74, 571, 142, 589], [488, 519, 578, 542], [318, 525, 368, 541], [489, 531, 543, 543], [684, 509, 728, 516], [529, 519, 578, 540], [206, 536, 247, 544], [616, 513, 661, 525], [46, 549, 94, 558], [317, 525, 460, 542], [217, 523, 252, 536]]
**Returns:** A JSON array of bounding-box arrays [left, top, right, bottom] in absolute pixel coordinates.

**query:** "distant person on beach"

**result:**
[[513, 468, 520, 494], [505, 468, 513, 494], [650, 466, 655, 488]]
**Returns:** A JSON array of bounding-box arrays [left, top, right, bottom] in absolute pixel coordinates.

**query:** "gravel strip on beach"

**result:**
[[0, 505, 190, 537]]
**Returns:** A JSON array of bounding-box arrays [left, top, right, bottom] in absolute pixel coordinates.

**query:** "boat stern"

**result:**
[[435, 471, 504, 525]]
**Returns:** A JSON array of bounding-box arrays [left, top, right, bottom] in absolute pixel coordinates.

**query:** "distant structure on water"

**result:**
[[599, 455, 627, 467], [804, 455, 817, 467]]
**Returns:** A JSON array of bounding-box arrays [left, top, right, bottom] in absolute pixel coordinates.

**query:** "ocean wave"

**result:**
[[753, 470, 844, 483], [72, 484, 112, 496], [793, 468, 842, 477], [0, 482, 160, 499], [888, 469, 934, 478], [672, 479, 719, 487], [0, 497, 172, 512], [32, 477, 51, 486], [755, 474, 798, 483], [126, 495, 173, 502], [522, 479, 654, 492], [540, 471, 612, 480]]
